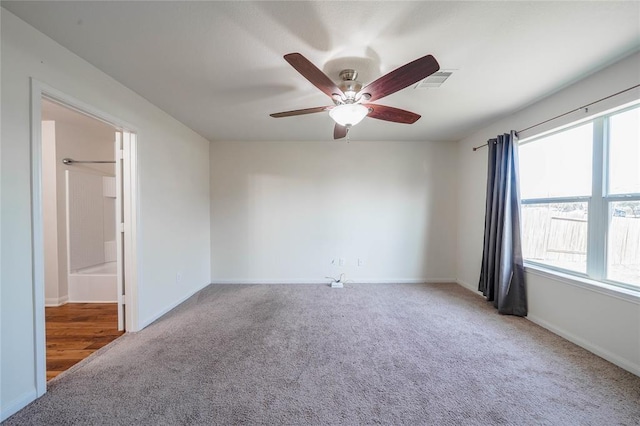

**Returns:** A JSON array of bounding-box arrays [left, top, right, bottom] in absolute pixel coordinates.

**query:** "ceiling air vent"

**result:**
[[414, 71, 453, 89]]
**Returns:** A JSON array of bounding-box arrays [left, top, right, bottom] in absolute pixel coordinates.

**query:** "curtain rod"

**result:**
[[472, 83, 640, 151], [62, 158, 116, 165]]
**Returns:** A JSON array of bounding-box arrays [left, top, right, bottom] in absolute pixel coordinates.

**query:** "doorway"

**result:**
[[31, 80, 138, 394], [41, 99, 122, 379]]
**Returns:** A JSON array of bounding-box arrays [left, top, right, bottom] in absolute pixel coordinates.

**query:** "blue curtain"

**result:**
[[478, 131, 527, 316]]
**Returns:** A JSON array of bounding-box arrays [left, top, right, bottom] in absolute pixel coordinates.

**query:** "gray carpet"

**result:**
[[5, 283, 640, 425]]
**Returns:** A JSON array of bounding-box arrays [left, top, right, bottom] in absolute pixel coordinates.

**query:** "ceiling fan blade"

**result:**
[[358, 55, 440, 102], [334, 124, 348, 139], [270, 106, 331, 118], [284, 53, 345, 99], [365, 104, 421, 124]]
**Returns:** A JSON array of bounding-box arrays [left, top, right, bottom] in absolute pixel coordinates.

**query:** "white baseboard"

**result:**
[[1, 388, 37, 422], [44, 295, 68, 307], [138, 281, 210, 330], [46, 297, 117, 305], [209, 278, 456, 285], [455, 279, 477, 293], [211, 279, 327, 285], [455, 280, 489, 300], [355, 278, 456, 284], [527, 313, 640, 377]]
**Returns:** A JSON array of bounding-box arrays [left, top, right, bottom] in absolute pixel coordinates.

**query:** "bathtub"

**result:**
[[68, 261, 117, 303]]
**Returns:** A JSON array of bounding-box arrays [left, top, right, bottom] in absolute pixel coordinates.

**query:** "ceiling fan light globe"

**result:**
[[329, 104, 369, 127]]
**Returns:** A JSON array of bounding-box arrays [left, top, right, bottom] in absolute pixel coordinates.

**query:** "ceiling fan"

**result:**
[[270, 53, 440, 139]]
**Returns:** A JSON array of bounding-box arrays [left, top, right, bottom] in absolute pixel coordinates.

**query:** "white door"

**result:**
[[115, 131, 125, 330]]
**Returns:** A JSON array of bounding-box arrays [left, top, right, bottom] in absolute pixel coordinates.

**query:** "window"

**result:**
[[519, 103, 640, 290]]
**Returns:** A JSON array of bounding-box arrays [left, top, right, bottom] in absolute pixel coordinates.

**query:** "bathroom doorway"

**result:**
[[31, 82, 138, 391], [41, 99, 122, 379]]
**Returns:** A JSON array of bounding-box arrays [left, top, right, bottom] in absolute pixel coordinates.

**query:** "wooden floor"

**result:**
[[46, 303, 123, 380]]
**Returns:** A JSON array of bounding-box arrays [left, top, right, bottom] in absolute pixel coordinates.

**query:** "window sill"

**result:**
[[523, 262, 640, 304]]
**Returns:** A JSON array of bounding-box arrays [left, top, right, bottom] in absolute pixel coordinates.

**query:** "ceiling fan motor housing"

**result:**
[[337, 69, 363, 102]]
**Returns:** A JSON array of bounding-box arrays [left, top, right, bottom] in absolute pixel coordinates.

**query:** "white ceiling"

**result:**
[[4, 1, 639, 142]]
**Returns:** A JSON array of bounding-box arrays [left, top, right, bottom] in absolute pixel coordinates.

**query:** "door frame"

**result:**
[[30, 79, 140, 396]]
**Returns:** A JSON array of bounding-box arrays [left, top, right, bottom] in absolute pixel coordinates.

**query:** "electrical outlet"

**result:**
[[339, 258, 345, 266], [176, 272, 182, 284]]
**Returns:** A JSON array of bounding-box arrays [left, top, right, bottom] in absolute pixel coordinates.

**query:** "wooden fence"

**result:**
[[522, 207, 640, 268]]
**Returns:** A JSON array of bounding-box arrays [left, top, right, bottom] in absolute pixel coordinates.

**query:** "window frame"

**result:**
[[519, 103, 640, 292]]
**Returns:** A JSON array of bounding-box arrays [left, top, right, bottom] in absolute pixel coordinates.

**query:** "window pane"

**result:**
[[609, 107, 640, 195], [607, 201, 640, 286], [519, 123, 593, 199], [521, 202, 588, 273]]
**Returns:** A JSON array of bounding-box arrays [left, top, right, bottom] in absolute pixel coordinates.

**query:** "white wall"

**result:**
[[456, 51, 640, 375], [0, 9, 211, 420], [211, 140, 457, 284]]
